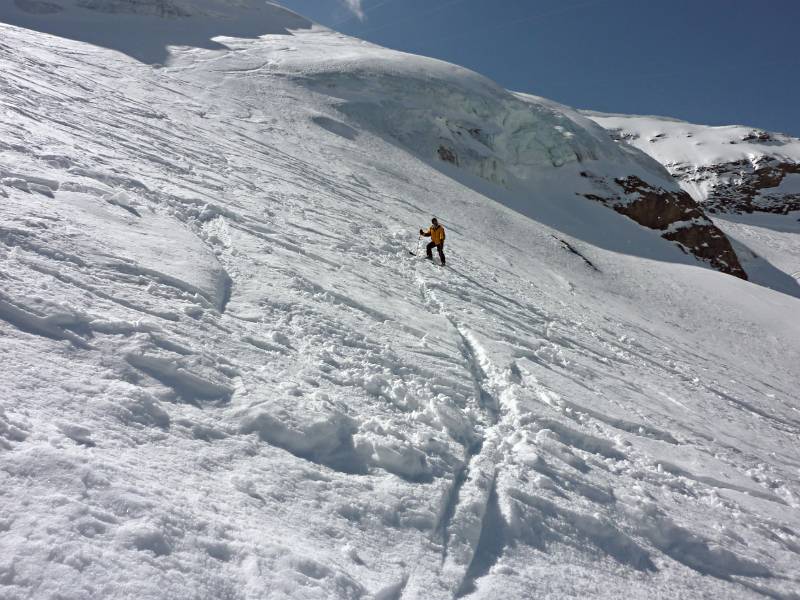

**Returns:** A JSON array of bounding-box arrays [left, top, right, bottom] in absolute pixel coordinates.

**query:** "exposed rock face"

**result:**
[[613, 175, 706, 226], [583, 174, 747, 279], [437, 145, 458, 165], [75, 0, 191, 17], [675, 158, 800, 214]]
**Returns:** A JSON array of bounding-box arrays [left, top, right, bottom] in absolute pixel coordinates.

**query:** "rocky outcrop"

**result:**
[[437, 145, 459, 165], [676, 158, 800, 214], [582, 174, 747, 279], [613, 175, 706, 226], [75, 0, 191, 17]]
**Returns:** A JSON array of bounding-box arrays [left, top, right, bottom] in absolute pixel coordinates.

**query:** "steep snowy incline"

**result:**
[[191, 33, 749, 280], [0, 0, 765, 281], [1, 12, 800, 600]]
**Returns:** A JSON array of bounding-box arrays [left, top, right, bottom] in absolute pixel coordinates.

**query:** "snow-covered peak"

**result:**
[[585, 111, 800, 214]]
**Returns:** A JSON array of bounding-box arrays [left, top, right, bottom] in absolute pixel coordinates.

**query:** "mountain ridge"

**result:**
[[585, 111, 800, 216]]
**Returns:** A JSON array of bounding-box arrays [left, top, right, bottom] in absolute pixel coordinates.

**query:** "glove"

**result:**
[[419, 229, 424, 235]]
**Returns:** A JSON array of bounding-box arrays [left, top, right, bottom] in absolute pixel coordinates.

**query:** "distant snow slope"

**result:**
[[0, 0, 312, 62], [585, 111, 800, 293], [585, 111, 800, 215], [1, 6, 800, 600]]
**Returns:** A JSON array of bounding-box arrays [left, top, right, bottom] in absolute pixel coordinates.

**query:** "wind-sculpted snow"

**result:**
[[1, 12, 800, 600]]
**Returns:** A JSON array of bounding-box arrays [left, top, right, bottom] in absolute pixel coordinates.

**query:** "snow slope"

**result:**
[[223, 34, 752, 280], [1, 6, 800, 600], [584, 111, 800, 294], [0, 0, 313, 63], [584, 111, 800, 214]]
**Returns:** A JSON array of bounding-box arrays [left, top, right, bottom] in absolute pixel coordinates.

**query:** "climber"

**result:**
[[420, 217, 446, 265]]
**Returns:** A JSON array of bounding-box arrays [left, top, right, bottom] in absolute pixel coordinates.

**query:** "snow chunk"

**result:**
[[239, 403, 366, 474]]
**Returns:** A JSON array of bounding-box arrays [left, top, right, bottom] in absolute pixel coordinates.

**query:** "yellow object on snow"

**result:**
[[423, 224, 446, 245]]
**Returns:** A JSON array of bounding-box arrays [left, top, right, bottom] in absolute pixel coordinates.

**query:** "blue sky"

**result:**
[[278, 0, 800, 136]]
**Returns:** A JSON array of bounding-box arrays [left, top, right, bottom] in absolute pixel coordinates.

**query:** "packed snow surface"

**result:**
[[1, 5, 800, 599]]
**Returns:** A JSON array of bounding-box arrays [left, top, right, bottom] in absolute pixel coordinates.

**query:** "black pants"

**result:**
[[426, 241, 445, 265]]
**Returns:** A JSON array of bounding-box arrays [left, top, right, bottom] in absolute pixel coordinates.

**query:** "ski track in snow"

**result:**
[[412, 263, 791, 597], [0, 14, 799, 600]]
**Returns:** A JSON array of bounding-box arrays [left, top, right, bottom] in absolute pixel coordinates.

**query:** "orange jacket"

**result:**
[[423, 224, 446, 245]]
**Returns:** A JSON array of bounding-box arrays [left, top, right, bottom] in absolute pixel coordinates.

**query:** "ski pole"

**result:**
[[410, 233, 421, 256]]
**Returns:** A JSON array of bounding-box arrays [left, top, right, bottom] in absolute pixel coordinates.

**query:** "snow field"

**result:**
[[0, 12, 799, 600], [584, 112, 800, 173]]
